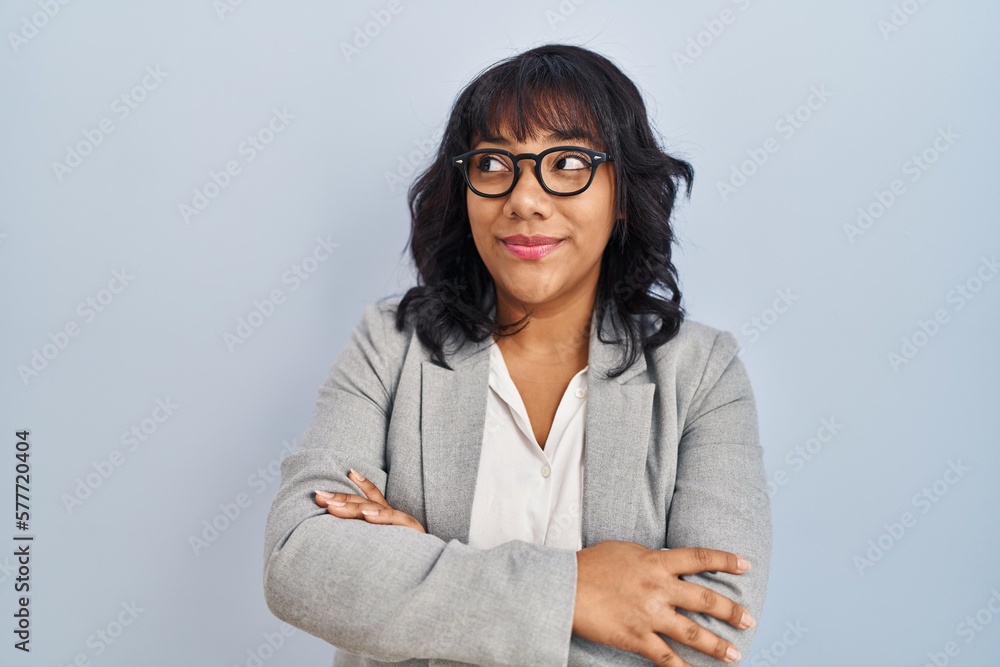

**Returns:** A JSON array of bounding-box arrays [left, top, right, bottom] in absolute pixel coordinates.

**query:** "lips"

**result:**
[[501, 238, 564, 260], [500, 234, 564, 246]]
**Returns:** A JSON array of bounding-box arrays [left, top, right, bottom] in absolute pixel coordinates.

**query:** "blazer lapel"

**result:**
[[420, 302, 655, 548]]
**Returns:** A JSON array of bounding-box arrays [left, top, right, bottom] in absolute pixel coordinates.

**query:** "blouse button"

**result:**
[[541, 464, 551, 478], [574, 387, 587, 399]]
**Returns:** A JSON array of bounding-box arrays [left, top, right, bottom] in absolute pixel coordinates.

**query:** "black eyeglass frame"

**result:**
[[452, 145, 614, 198]]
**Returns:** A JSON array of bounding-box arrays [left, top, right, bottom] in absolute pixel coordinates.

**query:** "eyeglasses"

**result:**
[[452, 145, 613, 197]]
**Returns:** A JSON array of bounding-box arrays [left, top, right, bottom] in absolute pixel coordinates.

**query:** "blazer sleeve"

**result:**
[[663, 331, 773, 665], [261, 302, 579, 666]]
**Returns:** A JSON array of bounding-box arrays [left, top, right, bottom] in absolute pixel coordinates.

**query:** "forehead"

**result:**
[[472, 127, 599, 149], [468, 88, 605, 150]]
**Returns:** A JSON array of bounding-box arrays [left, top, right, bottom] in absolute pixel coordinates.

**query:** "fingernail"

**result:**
[[314, 489, 333, 498], [726, 646, 741, 662], [350, 469, 366, 481], [737, 557, 751, 571], [361, 509, 379, 516], [741, 611, 756, 628]]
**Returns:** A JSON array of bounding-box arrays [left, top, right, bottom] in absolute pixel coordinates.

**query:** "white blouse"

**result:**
[[466, 339, 589, 552]]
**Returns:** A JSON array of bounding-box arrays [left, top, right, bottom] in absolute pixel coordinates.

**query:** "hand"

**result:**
[[314, 469, 426, 534], [573, 541, 754, 666]]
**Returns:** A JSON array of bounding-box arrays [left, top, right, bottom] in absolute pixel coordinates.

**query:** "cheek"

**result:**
[[466, 205, 500, 266], [466, 193, 496, 228], [564, 200, 616, 247]]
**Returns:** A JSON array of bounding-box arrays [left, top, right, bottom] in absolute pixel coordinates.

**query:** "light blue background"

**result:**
[[2, 1, 998, 665]]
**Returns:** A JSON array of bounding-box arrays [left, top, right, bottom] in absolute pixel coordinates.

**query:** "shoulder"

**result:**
[[358, 295, 408, 335], [647, 315, 749, 399], [350, 295, 413, 359], [650, 316, 741, 369], [332, 296, 412, 404]]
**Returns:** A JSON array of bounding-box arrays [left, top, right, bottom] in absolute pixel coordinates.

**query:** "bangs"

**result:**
[[464, 76, 607, 152]]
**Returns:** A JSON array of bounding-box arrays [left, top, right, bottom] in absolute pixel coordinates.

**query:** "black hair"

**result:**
[[393, 43, 694, 379]]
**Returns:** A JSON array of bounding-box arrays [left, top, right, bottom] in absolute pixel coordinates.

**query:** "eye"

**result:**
[[554, 152, 591, 170], [475, 153, 510, 173]]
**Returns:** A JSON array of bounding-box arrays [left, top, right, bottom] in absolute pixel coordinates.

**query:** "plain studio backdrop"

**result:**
[[1, 1, 998, 665]]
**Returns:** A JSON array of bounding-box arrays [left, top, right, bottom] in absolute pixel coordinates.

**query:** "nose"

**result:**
[[505, 159, 552, 220], [510, 156, 546, 195]]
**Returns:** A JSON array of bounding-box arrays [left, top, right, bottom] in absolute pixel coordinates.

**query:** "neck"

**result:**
[[492, 288, 596, 367]]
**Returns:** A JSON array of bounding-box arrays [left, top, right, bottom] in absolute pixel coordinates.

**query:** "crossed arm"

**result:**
[[262, 303, 580, 665], [262, 304, 772, 665]]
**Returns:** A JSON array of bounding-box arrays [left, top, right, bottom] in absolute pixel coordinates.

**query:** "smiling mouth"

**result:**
[[500, 239, 564, 260], [500, 234, 565, 246]]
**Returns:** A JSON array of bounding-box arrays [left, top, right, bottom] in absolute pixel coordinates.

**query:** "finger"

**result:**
[[359, 507, 426, 533], [631, 632, 692, 667], [325, 501, 425, 533], [653, 608, 742, 664], [670, 579, 756, 630], [658, 546, 751, 577], [323, 500, 384, 519], [313, 491, 374, 507], [348, 469, 389, 505]]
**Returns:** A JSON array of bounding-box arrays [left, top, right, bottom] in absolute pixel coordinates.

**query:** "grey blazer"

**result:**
[[262, 295, 772, 666]]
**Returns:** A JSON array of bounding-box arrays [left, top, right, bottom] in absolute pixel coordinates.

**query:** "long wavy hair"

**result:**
[[393, 43, 694, 379]]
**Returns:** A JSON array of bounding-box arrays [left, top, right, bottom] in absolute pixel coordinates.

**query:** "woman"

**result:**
[[263, 43, 772, 666]]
